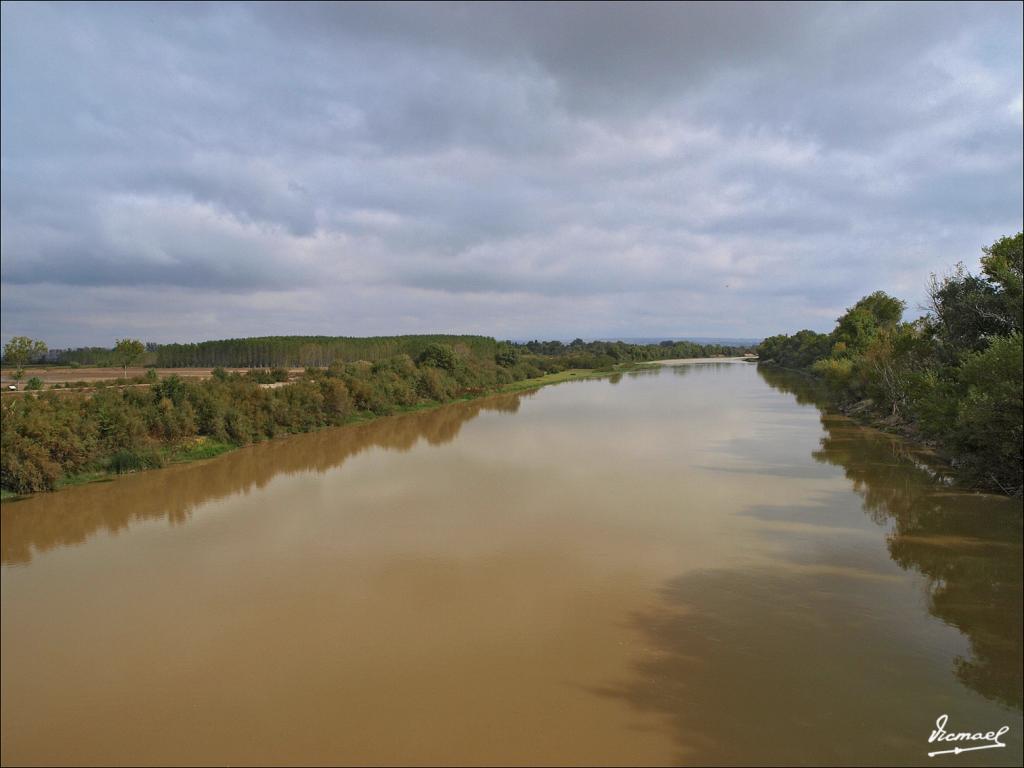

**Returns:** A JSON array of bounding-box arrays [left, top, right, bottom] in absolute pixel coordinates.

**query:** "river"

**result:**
[[2, 362, 1020, 766]]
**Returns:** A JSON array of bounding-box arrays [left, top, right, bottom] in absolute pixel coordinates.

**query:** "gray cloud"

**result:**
[[1, 1, 1021, 346]]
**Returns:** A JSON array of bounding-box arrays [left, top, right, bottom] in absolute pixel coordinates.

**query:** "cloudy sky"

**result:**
[[2, 1, 1021, 347]]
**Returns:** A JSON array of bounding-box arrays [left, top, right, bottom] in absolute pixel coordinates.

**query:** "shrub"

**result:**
[[952, 333, 1023, 492], [810, 357, 854, 385], [319, 379, 353, 424], [152, 396, 196, 443], [757, 330, 831, 368], [245, 369, 274, 384], [416, 366, 456, 401], [418, 343, 459, 373], [0, 431, 63, 492], [107, 447, 164, 474], [153, 375, 188, 406], [495, 345, 519, 367]]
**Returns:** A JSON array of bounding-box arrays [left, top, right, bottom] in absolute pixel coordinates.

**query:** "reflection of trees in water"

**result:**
[[760, 366, 1022, 710], [596, 566, 957, 766], [668, 361, 749, 378], [1, 391, 530, 565], [754, 366, 827, 405], [595, 367, 1021, 765], [609, 361, 742, 384]]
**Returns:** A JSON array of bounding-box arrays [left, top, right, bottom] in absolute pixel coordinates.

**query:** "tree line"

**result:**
[[758, 233, 1023, 495], [8, 334, 750, 370], [513, 338, 749, 362], [153, 335, 499, 368]]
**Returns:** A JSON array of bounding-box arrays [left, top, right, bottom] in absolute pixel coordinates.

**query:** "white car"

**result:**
[[7, 384, 16, 391]]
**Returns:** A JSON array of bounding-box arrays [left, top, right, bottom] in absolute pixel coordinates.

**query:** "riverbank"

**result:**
[[755, 238, 1022, 496], [756, 361, 1019, 496], [5, 354, 1020, 767], [0, 363, 655, 501]]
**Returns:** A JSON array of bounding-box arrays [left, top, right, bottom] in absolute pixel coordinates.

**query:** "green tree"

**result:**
[[757, 330, 830, 368], [494, 343, 519, 367], [829, 292, 905, 356], [925, 234, 1023, 359], [3, 336, 47, 382], [850, 290, 905, 327], [952, 332, 1023, 493], [832, 307, 879, 355], [926, 266, 1003, 358], [980, 231, 1023, 333], [418, 342, 458, 372], [112, 338, 145, 377]]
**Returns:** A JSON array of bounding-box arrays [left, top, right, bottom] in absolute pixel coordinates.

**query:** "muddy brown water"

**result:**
[[2, 363, 1021, 766]]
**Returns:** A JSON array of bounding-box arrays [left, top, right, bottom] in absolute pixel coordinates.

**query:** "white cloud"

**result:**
[[1, 1, 1021, 346]]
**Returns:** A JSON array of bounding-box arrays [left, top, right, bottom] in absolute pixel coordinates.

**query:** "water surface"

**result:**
[[2, 363, 1021, 765]]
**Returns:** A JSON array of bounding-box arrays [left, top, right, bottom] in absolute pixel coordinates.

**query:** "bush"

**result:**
[[319, 379, 353, 424], [810, 357, 854, 385], [24, 377, 44, 390], [0, 432, 62, 492], [107, 447, 164, 474], [418, 343, 459, 373], [903, 369, 955, 435], [416, 366, 456, 401], [952, 333, 1023, 492], [224, 408, 254, 444], [495, 345, 519, 367], [152, 396, 196, 442], [757, 330, 831, 368], [153, 375, 188, 406], [245, 369, 274, 384]]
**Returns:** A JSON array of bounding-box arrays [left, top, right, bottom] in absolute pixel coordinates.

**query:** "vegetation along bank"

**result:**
[[758, 233, 1022, 495], [1, 338, 747, 496]]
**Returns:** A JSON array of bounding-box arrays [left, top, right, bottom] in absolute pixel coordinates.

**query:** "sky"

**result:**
[[1, 1, 1022, 348]]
